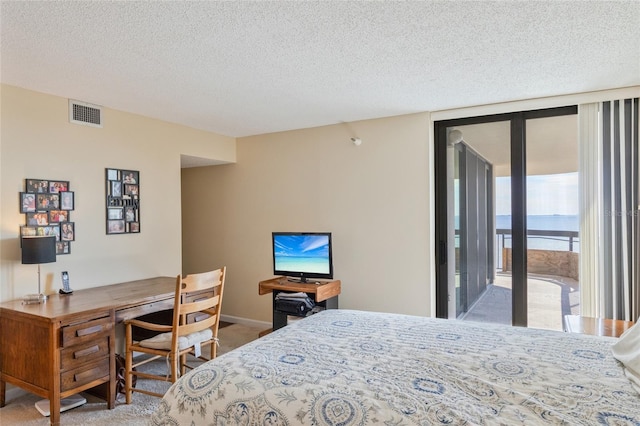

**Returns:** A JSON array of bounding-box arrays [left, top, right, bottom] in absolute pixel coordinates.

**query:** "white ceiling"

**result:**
[[1, 1, 639, 140]]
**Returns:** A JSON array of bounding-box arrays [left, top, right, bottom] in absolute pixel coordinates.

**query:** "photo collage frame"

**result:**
[[105, 168, 140, 234], [20, 179, 75, 255]]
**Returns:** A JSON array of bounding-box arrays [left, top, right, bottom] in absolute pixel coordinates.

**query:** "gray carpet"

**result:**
[[0, 323, 263, 425]]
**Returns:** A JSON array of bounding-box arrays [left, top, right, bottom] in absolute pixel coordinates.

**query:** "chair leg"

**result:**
[[180, 353, 186, 376], [210, 340, 217, 359], [170, 353, 179, 383], [124, 324, 133, 404]]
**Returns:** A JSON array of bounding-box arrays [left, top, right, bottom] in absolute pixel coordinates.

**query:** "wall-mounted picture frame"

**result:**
[[56, 241, 71, 255], [20, 193, 36, 213], [26, 212, 49, 226], [106, 168, 140, 235], [20, 225, 37, 237], [60, 191, 74, 210], [122, 170, 138, 184], [49, 180, 69, 193], [107, 220, 125, 234], [49, 210, 68, 223], [108, 207, 123, 220], [107, 169, 119, 181], [61, 222, 75, 241], [124, 184, 139, 199], [21, 178, 75, 255], [111, 181, 122, 198], [36, 193, 60, 210], [26, 179, 49, 193], [124, 206, 136, 222]]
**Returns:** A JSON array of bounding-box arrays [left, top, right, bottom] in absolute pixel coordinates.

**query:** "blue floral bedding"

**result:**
[[151, 309, 640, 425]]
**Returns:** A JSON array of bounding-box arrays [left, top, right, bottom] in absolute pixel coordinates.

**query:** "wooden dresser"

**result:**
[[0, 276, 176, 425]]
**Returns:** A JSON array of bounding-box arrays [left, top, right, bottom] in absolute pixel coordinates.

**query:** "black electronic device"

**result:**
[[272, 232, 333, 283], [59, 271, 73, 295], [274, 292, 315, 316]]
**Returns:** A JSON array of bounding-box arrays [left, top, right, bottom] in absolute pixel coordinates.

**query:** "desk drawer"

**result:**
[[116, 298, 175, 323], [60, 337, 110, 370], [62, 316, 112, 347], [61, 357, 109, 392]]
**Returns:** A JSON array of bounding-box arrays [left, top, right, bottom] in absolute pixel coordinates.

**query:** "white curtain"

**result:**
[[579, 98, 639, 321]]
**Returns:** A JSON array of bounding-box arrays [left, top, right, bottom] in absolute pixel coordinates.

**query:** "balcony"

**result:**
[[459, 229, 580, 331]]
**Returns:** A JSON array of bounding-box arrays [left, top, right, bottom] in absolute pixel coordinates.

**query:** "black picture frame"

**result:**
[[49, 210, 68, 223], [124, 184, 139, 199], [107, 219, 125, 234], [56, 241, 71, 255], [107, 169, 120, 181], [60, 222, 75, 241], [20, 225, 37, 237], [21, 178, 75, 252], [20, 193, 37, 213], [26, 212, 49, 226], [26, 179, 49, 193], [48, 180, 69, 193], [108, 207, 123, 220], [36, 193, 60, 211], [122, 170, 138, 184], [106, 168, 140, 235], [110, 181, 123, 198], [60, 191, 74, 210], [124, 206, 137, 222]]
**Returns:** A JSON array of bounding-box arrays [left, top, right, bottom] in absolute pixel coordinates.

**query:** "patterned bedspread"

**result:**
[[151, 309, 640, 425]]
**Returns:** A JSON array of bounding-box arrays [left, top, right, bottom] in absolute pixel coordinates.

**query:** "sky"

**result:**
[[495, 172, 578, 216]]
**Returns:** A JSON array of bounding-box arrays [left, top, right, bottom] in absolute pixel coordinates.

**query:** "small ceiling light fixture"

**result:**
[[351, 137, 362, 146]]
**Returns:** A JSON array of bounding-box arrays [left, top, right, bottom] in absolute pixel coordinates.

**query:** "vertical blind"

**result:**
[[580, 98, 639, 321]]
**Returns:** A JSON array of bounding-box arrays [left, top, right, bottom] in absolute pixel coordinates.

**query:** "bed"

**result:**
[[150, 309, 640, 425]]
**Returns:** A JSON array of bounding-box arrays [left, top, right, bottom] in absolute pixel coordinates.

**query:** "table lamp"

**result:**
[[21, 236, 56, 303]]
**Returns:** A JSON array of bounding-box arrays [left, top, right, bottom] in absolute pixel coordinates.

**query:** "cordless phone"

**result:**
[[59, 271, 73, 294]]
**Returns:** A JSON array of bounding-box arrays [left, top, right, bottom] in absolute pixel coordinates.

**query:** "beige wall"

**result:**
[[182, 113, 434, 323], [0, 84, 235, 302]]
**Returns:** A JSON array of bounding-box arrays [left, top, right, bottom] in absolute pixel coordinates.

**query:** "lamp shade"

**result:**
[[21, 236, 57, 264]]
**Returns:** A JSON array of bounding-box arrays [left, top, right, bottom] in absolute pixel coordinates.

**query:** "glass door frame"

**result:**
[[434, 106, 577, 327]]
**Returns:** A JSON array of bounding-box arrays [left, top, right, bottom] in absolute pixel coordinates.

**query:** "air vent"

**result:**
[[69, 100, 102, 128]]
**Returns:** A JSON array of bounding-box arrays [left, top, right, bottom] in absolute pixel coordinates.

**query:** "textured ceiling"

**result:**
[[1, 1, 639, 138]]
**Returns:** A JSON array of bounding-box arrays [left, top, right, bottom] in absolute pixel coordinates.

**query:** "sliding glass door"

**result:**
[[435, 107, 578, 328]]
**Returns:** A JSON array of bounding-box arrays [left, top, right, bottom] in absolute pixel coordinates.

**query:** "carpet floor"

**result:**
[[0, 322, 263, 425]]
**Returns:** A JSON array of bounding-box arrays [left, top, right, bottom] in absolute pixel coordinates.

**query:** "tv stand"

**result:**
[[258, 277, 341, 335]]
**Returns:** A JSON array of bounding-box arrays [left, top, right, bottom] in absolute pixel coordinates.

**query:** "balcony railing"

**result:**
[[495, 228, 579, 271]]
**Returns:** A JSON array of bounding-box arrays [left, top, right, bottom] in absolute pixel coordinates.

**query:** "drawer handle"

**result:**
[[74, 345, 100, 359], [74, 367, 100, 383], [76, 325, 103, 337]]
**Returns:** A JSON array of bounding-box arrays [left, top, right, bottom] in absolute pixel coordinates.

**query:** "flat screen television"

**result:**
[[272, 232, 333, 282]]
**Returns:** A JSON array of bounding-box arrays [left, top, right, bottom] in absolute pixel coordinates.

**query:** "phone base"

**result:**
[[59, 289, 73, 295]]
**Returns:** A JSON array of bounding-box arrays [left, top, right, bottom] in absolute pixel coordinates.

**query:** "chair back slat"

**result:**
[[178, 314, 218, 337], [179, 295, 220, 317]]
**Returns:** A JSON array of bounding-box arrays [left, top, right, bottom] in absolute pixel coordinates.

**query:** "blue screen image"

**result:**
[[273, 234, 330, 274]]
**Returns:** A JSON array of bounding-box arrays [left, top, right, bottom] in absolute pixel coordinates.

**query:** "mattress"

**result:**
[[151, 309, 640, 425]]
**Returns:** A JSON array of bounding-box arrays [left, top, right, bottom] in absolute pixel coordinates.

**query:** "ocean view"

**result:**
[[496, 214, 578, 232], [496, 214, 579, 252]]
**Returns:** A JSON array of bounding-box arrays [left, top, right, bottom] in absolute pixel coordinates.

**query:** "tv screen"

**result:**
[[272, 232, 333, 282]]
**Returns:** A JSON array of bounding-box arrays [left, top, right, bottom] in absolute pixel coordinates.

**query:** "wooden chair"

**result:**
[[124, 267, 225, 402]]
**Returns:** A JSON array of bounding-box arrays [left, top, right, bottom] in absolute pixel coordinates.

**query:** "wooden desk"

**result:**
[[259, 277, 341, 335], [0, 276, 176, 425], [563, 315, 635, 338]]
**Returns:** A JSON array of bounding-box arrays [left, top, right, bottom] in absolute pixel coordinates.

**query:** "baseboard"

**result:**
[[220, 314, 270, 330]]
